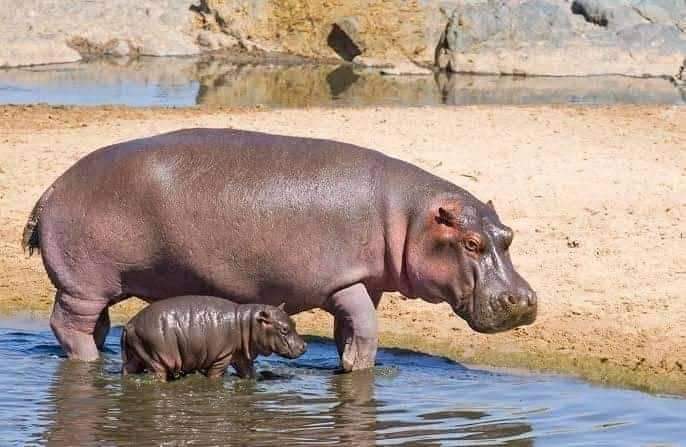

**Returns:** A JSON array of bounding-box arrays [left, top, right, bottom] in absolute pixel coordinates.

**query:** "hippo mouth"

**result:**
[[450, 292, 537, 334]]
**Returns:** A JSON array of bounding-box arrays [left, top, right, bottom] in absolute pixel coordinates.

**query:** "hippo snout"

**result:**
[[284, 338, 307, 359], [493, 289, 537, 325], [460, 285, 538, 334], [296, 340, 307, 357]]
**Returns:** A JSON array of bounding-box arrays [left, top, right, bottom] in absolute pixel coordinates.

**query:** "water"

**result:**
[[1, 320, 685, 446], [0, 57, 684, 108]]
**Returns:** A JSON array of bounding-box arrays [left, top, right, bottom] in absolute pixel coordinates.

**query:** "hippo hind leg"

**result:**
[[50, 290, 110, 361]]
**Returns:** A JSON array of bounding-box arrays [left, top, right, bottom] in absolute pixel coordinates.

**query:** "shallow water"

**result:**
[[1, 320, 685, 446], [0, 57, 684, 108]]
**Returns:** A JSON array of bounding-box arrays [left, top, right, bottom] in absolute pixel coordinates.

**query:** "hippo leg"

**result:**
[[93, 309, 110, 351], [206, 360, 231, 379], [121, 355, 145, 376], [50, 290, 108, 361], [326, 283, 379, 372], [231, 355, 256, 379]]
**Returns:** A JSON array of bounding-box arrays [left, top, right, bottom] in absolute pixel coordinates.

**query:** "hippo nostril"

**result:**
[[506, 295, 518, 305], [527, 292, 537, 307]]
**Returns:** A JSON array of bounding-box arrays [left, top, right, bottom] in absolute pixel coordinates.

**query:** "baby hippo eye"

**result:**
[[464, 238, 480, 253], [278, 326, 289, 336]]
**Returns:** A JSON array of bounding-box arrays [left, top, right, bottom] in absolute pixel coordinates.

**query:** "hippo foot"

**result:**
[[340, 335, 378, 372]]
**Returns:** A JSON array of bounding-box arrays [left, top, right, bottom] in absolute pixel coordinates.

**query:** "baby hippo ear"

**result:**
[[277, 302, 286, 311], [256, 310, 272, 326]]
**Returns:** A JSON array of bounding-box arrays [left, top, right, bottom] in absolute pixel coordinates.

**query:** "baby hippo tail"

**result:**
[[242, 303, 307, 360]]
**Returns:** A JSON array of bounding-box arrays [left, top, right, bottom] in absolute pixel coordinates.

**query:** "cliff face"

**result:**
[[191, 0, 451, 65], [1, 0, 684, 80], [437, 0, 686, 77], [0, 0, 201, 67]]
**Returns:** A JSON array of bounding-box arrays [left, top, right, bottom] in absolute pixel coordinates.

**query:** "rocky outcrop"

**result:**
[[192, 0, 452, 67], [437, 0, 686, 78], [0, 0, 201, 68], [1, 0, 684, 79]]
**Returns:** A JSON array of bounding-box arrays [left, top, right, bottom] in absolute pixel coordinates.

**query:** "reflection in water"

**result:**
[[1, 323, 686, 446], [42, 362, 109, 446], [0, 57, 684, 107], [39, 349, 534, 446]]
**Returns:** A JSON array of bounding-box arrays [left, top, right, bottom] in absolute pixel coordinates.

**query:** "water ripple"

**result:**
[[0, 322, 685, 446]]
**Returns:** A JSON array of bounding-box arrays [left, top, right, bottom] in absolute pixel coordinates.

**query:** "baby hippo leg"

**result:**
[[231, 355, 256, 379], [121, 354, 145, 376], [206, 358, 233, 379]]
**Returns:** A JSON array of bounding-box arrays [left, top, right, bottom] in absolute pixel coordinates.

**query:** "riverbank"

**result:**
[[1, 104, 684, 395]]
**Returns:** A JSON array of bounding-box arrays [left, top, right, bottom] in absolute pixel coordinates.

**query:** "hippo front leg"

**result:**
[[326, 283, 379, 372], [231, 355, 256, 379]]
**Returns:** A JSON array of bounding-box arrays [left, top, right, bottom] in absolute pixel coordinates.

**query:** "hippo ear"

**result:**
[[486, 200, 496, 211], [433, 207, 461, 241], [277, 303, 286, 311], [256, 310, 272, 325], [436, 207, 458, 227]]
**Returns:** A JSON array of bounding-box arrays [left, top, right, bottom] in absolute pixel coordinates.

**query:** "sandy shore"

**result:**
[[1, 104, 684, 394]]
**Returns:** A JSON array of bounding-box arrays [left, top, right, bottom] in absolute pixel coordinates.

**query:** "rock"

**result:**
[[198, 0, 458, 66], [630, 0, 686, 29], [1, 0, 683, 79], [197, 30, 240, 51], [380, 61, 434, 75], [618, 23, 686, 54], [329, 17, 365, 61], [440, 0, 686, 77], [353, 56, 395, 67], [670, 56, 686, 85], [0, 39, 82, 68], [571, 0, 647, 29], [108, 40, 132, 57], [0, 0, 200, 67]]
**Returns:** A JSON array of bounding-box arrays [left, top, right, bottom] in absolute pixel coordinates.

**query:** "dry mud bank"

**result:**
[[0, 104, 684, 394]]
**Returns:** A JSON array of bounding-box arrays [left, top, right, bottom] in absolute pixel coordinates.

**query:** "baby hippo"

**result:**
[[121, 295, 307, 381]]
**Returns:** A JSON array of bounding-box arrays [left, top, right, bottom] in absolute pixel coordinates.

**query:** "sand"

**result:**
[[1, 104, 684, 394]]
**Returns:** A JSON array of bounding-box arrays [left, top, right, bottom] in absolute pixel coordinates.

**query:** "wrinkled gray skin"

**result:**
[[121, 296, 306, 381], [23, 128, 537, 371]]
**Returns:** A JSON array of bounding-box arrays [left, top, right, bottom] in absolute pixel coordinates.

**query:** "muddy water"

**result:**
[[0, 57, 684, 108], [1, 320, 685, 446]]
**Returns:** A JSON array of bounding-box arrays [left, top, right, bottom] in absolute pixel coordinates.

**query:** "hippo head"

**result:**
[[251, 304, 307, 359], [406, 198, 537, 333]]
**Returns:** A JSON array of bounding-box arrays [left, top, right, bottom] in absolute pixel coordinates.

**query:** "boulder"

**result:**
[[0, 0, 200, 67], [439, 0, 686, 77], [196, 0, 459, 67], [571, 0, 647, 29]]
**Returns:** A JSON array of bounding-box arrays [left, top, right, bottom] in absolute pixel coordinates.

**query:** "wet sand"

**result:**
[[1, 104, 684, 394]]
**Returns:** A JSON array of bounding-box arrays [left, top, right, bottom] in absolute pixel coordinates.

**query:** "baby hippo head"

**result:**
[[252, 304, 307, 359]]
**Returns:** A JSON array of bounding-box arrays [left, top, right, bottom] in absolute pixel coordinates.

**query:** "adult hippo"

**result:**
[[22, 128, 537, 371]]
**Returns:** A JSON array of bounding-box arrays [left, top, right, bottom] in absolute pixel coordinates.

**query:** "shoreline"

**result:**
[[1, 104, 684, 396]]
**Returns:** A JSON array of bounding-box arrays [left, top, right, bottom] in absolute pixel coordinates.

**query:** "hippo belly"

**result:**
[[41, 128, 386, 310]]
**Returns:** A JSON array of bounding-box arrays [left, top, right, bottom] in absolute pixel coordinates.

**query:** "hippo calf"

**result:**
[[121, 296, 306, 380], [23, 128, 537, 371]]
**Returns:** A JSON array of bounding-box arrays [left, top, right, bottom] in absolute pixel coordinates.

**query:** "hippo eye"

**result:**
[[278, 326, 289, 336], [464, 238, 481, 253]]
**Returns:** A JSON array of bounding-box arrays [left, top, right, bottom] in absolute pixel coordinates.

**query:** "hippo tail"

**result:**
[[22, 186, 54, 256]]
